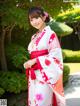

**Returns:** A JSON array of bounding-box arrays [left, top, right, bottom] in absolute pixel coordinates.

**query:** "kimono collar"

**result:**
[[36, 25, 51, 34], [43, 25, 51, 31], [41, 25, 51, 32]]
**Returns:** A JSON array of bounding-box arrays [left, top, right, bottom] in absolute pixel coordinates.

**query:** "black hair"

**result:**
[[28, 6, 50, 23]]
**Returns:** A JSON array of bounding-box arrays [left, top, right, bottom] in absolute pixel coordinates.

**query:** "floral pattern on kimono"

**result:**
[[27, 25, 66, 106]]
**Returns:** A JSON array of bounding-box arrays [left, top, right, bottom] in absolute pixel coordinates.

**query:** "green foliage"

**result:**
[[29, 0, 73, 17], [0, 6, 28, 29], [0, 0, 73, 29], [48, 21, 73, 37], [12, 26, 35, 46], [63, 65, 70, 86], [0, 71, 27, 94], [63, 49, 80, 62], [0, 87, 5, 97], [56, 8, 80, 23], [6, 44, 29, 69]]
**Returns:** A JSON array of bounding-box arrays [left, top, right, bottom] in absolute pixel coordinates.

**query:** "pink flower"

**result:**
[[36, 94, 43, 101]]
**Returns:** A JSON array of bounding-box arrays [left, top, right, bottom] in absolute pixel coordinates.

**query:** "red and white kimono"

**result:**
[[26, 26, 66, 106]]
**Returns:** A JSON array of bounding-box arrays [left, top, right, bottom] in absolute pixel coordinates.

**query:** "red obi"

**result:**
[[26, 49, 48, 80]]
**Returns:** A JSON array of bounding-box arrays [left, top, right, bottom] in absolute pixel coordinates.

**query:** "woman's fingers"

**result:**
[[23, 63, 26, 69], [24, 63, 28, 69], [23, 62, 31, 69]]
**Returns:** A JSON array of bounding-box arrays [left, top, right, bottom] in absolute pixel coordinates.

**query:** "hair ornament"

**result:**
[[44, 11, 49, 17]]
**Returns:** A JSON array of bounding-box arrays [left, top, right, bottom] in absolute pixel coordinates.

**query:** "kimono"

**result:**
[[26, 25, 66, 106]]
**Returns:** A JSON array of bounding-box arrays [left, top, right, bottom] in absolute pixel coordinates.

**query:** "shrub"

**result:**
[[63, 49, 80, 62], [56, 8, 80, 23], [48, 21, 73, 37], [0, 87, 5, 97], [63, 65, 70, 86], [0, 71, 27, 94], [6, 44, 30, 69]]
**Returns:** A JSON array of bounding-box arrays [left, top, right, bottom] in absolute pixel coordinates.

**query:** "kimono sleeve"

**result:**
[[37, 33, 63, 84]]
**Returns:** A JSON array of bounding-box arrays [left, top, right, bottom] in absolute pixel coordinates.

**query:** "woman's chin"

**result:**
[[34, 27, 39, 29]]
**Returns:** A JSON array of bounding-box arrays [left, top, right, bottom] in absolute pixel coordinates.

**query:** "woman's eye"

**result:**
[[35, 17, 39, 19], [30, 18, 34, 22]]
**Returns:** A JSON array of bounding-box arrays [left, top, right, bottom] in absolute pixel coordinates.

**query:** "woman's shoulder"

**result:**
[[45, 25, 56, 36]]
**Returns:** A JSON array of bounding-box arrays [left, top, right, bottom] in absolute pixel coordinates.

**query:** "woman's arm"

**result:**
[[36, 33, 63, 84]]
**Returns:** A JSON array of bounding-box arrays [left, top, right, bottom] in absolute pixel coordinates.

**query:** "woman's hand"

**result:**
[[23, 59, 36, 69]]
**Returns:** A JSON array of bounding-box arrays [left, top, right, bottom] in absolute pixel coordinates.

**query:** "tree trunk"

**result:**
[[7, 24, 15, 44], [0, 28, 8, 71]]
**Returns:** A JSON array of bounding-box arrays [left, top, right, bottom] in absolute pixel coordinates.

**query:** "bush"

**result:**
[[48, 21, 73, 37], [63, 65, 70, 86], [0, 71, 27, 94], [63, 49, 80, 62], [0, 87, 5, 97], [56, 8, 80, 23], [6, 44, 30, 69]]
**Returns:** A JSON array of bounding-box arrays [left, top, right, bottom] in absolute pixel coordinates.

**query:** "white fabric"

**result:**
[[27, 25, 66, 106]]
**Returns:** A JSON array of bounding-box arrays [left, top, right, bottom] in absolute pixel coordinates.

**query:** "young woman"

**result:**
[[23, 7, 66, 106]]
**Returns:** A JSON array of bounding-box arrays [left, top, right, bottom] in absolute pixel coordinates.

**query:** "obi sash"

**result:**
[[26, 49, 48, 80]]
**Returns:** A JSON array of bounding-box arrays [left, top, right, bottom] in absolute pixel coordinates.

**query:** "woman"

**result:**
[[24, 7, 66, 106]]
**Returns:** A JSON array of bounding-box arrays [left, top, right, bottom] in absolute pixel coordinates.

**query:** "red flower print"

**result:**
[[42, 72, 48, 81], [54, 57, 60, 64], [45, 59, 51, 66], [49, 34, 55, 43], [36, 94, 43, 101], [50, 34, 55, 40]]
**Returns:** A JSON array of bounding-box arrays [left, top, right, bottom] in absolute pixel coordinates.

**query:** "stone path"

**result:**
[[64, 71, 80, 106]]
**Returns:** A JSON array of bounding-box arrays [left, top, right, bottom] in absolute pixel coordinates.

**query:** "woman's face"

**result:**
[[29, 16, 45, 30]]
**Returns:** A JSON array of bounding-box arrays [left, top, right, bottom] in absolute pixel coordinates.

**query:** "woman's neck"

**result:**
[[39, 23, 46, 32]]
